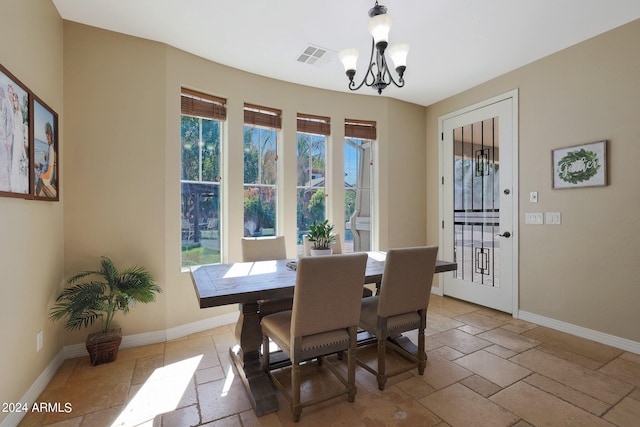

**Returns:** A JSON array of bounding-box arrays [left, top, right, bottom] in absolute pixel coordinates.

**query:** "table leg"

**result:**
[[229, 301, 279, 416]]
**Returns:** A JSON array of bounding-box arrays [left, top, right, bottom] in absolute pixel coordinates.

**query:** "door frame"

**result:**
[[437, 89, 520, 318]]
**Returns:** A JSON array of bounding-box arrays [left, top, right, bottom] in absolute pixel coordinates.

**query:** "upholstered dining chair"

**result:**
[[241, 235, 287, 262], [261, 253, 368, 422], [357, 246, 438, 390], [302, 232, 343, 256], [241, 236, 293, 318]]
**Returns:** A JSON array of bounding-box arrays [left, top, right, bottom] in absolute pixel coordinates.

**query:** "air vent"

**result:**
[[296, 44, 333, 66]]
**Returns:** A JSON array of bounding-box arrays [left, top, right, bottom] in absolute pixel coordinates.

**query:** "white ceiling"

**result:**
[[52, 0, 640, 107]]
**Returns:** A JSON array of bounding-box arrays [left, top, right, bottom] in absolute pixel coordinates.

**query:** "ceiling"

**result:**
[[52, 0, 640, 107]]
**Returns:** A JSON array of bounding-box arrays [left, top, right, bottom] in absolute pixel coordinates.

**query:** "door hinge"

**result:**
[[441, 132, 444, 141], [442, 220, 445, 229], [441, 176, 444, 185]]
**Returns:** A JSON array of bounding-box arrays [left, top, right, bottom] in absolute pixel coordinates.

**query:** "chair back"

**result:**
[[302, 233, 343, 256], [377, 246, 438, 318], [291, 253, 368, 337], [241, 236, 287, 262]]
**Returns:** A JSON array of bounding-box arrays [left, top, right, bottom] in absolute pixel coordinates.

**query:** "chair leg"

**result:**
[[262, 335, 270, 374], [347, 340, 357, 402], [418, 327, 426, 375], [291, 363, 302, 422], [377, 338, 387, 391]]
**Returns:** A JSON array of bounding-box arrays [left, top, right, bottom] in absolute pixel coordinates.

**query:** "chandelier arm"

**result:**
[[348, 39, 378, 92], [377, 49, 405, 89], [382, 56, 405, 89]]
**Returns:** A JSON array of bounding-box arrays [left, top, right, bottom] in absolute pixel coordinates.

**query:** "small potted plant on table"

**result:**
[[49, 256, 161, 365], [307, 219, 336, 256]]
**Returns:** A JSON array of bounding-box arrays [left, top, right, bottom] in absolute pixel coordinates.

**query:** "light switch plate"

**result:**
[[546, 212, 561, 225], [525, 213, 543, 224], [529, 192, 538, 203]]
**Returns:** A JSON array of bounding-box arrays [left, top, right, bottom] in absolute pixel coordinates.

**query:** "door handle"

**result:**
[[498, 231, 511, 238]]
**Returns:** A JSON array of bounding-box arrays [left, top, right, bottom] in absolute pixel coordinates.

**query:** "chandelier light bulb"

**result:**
[[368, 13, 392, 45], [388, 43, 409, 69], [339, 48, 360, 72]]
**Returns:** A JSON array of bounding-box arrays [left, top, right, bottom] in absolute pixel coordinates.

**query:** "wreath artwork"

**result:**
[[557, 148, 600, 184], [552, 141, 607, 189]]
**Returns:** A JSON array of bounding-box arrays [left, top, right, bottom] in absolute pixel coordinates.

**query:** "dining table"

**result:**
[[191, 251, 456, 416]]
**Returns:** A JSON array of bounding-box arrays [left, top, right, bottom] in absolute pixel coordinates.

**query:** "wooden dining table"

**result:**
[[191, 251, 456, 416]]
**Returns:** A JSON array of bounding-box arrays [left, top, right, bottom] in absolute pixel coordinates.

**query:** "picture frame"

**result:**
[[31, 95, 59, 201], [552, 140, 607, 189], [0, 63, 31, 198]]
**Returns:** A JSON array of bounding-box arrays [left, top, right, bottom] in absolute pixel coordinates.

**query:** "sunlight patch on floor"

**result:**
[[110, 355, 203, 426], [220, 364, 235, 397]]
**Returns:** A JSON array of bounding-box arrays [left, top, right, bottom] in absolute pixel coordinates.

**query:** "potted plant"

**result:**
[[49, 256, 162, 365], [307, 219, 336, 256]]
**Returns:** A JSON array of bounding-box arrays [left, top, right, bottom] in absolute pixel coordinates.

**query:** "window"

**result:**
[[180, 89, 225, 267], [296, 114, 329, 254], [344, 119, 376, 253], [243, 104, 280, 237]]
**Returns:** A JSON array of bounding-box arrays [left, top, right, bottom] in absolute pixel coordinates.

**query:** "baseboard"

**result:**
[[0, 350, 66, 427], [64, 311, 240, 359], [518, 310, 640, 355], [165, 311, 239, 341]]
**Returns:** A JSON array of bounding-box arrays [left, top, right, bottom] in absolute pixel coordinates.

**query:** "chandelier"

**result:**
[[339, 1, 409, 95]]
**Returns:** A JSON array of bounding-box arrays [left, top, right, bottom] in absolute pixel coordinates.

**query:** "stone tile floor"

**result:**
[[18, 295, 640, 426]]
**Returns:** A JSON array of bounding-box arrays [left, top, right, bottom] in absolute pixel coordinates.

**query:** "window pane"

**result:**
[[296, 132, 326, 254], [181, 115, 222, 267], [344, 137, 373, 253], [244, 125, 278, 236], [201, 119, 220, 182], [181, 116, 200, 181]]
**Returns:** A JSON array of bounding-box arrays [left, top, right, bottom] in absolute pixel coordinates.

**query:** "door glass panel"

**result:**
[[453, 117, 500, 287]]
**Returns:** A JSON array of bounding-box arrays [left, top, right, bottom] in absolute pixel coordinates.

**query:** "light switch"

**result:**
[[529, 192, 538, 203], [546, 212, 561, 225]]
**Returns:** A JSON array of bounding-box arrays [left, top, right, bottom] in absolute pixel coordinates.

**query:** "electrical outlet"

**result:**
[[525, 213, 543, 224], [546, 212, 561, 225], [37, 330, 43, 352]]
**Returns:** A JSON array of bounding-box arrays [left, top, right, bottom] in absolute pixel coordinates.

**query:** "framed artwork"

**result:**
[[31, 96, 59, 200], [0, 63, 30, 198], [552, 140, 607, 189]]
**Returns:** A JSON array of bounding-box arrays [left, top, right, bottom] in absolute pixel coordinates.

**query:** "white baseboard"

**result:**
[[518, 310, 640, 355], [63, 311, 240, 359], [0, 350, 66, 427], [165, 311, 239, 341]]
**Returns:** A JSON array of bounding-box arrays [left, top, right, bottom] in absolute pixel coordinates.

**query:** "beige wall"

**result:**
[[63, 23, 427, 334], [0, 0, 64, 419], [426, 19, 640, 342]]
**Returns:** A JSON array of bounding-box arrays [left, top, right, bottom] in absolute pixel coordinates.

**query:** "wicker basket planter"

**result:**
[[86, 329, 122, 366]]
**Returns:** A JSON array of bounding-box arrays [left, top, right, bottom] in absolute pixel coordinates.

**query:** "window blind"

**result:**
[[244, 103, 282, 129], [345, 119, 377, 140], [181, 88, 226, 121], [297, 113, 330, 136]]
